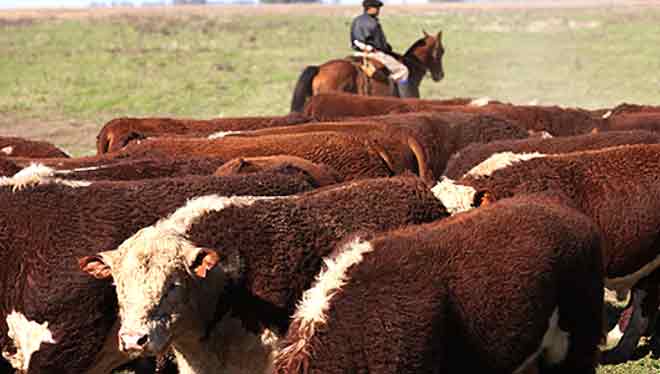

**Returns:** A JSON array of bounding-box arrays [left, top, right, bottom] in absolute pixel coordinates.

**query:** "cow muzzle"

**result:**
[[118, 329, 149, 354]]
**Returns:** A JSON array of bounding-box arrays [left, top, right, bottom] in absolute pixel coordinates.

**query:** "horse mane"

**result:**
[[404, 37, 428, 58]]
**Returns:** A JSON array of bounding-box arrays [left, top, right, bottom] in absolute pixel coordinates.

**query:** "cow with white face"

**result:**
[[80, 199, 273, 374], [80, 176, 448, 374]]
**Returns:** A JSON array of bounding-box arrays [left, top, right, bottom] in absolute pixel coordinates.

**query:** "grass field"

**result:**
[[3, 3, 660, 373], [2, 3, 660, 155]]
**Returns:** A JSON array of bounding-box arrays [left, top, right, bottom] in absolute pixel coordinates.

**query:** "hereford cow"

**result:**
[[299, 93, 501, 119], [443, 130, 660, 179], [302, 94, 605, 136], [275, 194, 604, 374], [0, 136, 69, 158], [96, 113, 311, 154], [432, 144, 660, 363], [0, 166, 319, 374], [214, 155, 342, 188], [115, 132, 394, 181], [79, 176, 449, 374], [605, 112, 660, 133], [215, 112, 528, 181], [8, 156, 228, 182]]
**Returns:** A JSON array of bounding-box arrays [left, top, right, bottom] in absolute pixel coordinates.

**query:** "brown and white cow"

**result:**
[[275, 194, 604, 374], [221, 111, 528, 182], [79, 176, 449, 374], [0, 167, 319, 374], [302, 94, 605, 136], [96, 113, 311, 154], [432, 144, 660, 363], [8, 156, 229, 182], [114, 132, 394, 181], [214, 155, 342, 188], [0, 136, 70, 158], [443, 130, 660, 179]]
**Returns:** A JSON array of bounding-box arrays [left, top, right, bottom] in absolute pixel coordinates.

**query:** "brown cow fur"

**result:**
[[444, 130, 660, 179], [220, 112, 528, 181], [96, 113, 311, 154], [116, 132, 394, 181], [437, 144, 660, 362], [82, 176, 448, 374], [0, 167, 319, 374], [0, 136, 69, 158], [449, 144, 660, 279], [214, 155, 342, 188], [275, 195, 604, 374], [9, 156, 228, 182], [303, 94, 604, 136], [607, 112, 660, 133], [301, 93, 501, 120], [0, 157, 20, 176]]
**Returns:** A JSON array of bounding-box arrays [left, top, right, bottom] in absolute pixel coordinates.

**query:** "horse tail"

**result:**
[[290, 66, 319, 113]]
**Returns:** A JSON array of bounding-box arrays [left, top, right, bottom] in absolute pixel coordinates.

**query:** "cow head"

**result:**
[[79, 227, 241, 358]]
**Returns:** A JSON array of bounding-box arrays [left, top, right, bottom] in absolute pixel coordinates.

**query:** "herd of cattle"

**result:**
[[3, 93, 660, 374]]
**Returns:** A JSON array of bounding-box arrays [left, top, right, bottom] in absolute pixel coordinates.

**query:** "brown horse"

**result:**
[[290, 31, 445, 113]]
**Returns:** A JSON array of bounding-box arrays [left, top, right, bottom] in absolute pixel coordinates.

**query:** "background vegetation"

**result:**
[[1, 4, 660, 155], [2, 3, 660, 372]]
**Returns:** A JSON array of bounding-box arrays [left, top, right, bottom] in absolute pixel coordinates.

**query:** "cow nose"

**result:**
[[119, 330, 149, 352]]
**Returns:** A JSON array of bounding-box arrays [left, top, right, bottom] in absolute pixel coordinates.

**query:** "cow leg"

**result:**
[[601, 288, 649, 364]]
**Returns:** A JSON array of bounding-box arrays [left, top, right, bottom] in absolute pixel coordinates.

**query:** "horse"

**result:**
[[290, 31, 445, 113]]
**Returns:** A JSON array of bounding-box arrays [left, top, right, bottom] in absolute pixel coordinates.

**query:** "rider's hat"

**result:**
[[362, 0, 384, 8]]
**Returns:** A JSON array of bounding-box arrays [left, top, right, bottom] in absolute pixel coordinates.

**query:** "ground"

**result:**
[[2, 2, 660, 372]]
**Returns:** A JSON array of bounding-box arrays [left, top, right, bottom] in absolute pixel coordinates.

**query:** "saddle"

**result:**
[[347, 54, 391, 83]]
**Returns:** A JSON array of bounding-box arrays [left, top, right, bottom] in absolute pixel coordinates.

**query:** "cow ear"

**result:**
[[473, 190, 495, 208], [422, 29, 430, 38], [214, 158, 252, 177], [79, 254, 113, 280], [437, 31, 443, 41], [188, 248, 221, 278]]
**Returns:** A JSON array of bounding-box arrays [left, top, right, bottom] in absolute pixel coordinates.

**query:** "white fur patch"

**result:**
[[208, 131, 242, 139], [2, 311, 56, 372], [513, 308, 570, 373], [430, 177, 477, 215], [466, 152, 546, 178], [602, 110, 613, 119], [1, 146, 13, 155], [156, 195, 279, 236], [0, 163, 91, 191], [172, 314, 278, 374], [275, 238, 375, 368], [602, 325, 624, 351], [542, 309, 571, 365], [605, 252, 660, 298], [469, 97, 491, 107]]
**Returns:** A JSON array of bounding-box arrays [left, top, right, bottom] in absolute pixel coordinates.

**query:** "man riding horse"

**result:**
[[290, 7, 445, 112], [350, 0, 415, 98]]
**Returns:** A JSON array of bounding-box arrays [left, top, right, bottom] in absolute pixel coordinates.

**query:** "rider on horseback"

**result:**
[[350, 0, 414, 98]]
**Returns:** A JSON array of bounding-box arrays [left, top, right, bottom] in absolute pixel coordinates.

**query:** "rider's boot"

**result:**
[[397, 80, 418, 98]]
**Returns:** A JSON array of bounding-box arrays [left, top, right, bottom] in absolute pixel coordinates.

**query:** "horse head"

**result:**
[[407, 30, 445, 82]]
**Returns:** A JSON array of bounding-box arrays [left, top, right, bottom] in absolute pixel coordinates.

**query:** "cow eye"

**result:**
[[165, 280, 182, 294]]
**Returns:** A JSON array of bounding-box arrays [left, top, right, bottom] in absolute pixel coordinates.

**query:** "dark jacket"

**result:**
[[350, 13, 392, 53]]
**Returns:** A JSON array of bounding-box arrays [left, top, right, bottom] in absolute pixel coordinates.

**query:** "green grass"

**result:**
[[2, 5, 660, 372], [2, 5, 660, 155]]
